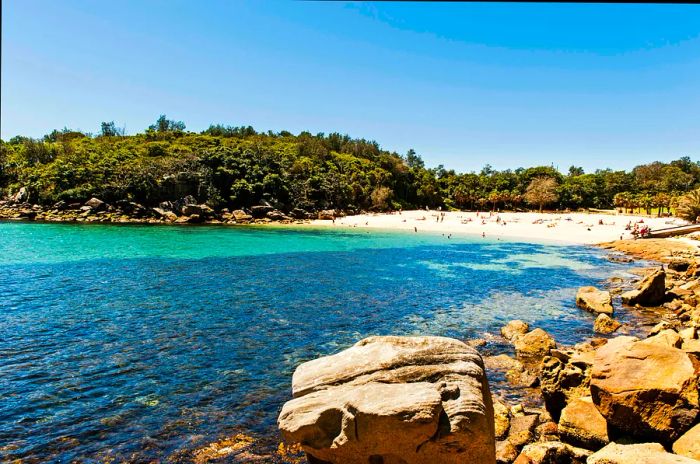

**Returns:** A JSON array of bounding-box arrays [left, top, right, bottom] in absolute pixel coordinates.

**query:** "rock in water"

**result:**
[[588, 442, 700, 464], [593, 314, 621, 334], [621, 269, 666, 306], [513, 328, 556, 360], [277, 336, 496, 464], [576, 287, 614, 315], [590, 336, 699, 443], [501, 320, 530, 341]]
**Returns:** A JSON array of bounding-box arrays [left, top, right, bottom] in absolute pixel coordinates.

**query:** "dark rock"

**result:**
[[621, 269, 666, 307], [250, 205, 274, 218]]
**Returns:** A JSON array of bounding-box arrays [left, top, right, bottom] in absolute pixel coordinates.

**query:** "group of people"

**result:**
[[625, 220, 651, 238]]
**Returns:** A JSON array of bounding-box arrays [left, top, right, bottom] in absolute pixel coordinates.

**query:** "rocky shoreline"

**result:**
[[275, 239, 700, 464], [0, 195, 328, 225]]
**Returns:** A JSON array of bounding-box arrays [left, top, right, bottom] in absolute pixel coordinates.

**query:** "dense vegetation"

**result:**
[[1, 116, 699, 215]]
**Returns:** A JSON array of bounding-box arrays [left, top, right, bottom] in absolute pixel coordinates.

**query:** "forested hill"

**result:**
[[1, 116, 699, 215]]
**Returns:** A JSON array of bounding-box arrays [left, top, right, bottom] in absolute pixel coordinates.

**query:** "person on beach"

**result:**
[[414, 226, 417, 232], [482, 232, 486, 237]]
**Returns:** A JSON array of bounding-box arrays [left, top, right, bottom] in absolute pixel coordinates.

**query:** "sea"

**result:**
[[0, 221, 641, 462]]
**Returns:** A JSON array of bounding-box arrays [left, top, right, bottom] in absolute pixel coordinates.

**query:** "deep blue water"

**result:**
[[0, 222, 637, 462]]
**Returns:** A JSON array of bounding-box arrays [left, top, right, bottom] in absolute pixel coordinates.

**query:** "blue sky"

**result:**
[[3, 1, 699, 172]]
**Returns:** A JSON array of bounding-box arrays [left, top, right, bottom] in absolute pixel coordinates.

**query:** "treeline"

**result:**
[[1, 116, 698, 215]]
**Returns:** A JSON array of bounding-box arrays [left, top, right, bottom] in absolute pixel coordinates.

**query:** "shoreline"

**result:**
[[1, 203, 692, 247]]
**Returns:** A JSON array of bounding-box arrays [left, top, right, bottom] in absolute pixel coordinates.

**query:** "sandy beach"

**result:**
[[309, 210, 690, 245]]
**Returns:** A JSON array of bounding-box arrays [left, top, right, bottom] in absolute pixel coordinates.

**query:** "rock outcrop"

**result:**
[[590, 336, 699, 443], [278, 336, 496, 464], [576, 287, 614, 315], [621, 269, 667, 307], [587, 442, 699, 464]]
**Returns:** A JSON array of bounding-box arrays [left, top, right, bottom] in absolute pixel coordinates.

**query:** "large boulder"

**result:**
[[590, 336, 699, 443], [672, 423, 700, 460], [278, 336, 495, 464], [318, 209, 336, 220], [231, 210, 252, 222], [558, 396, 609, 450], [621, 269, 666, 306], [10, 186, 29, 203], [181, 203, 214, 217], [587, 442, 699, 464], [85, 197, 106, 211], [514, 328, 556, 360], [576, 287, 614, 315]]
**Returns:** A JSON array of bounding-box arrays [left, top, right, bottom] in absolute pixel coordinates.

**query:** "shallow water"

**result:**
[[0, 222, 638, 462]]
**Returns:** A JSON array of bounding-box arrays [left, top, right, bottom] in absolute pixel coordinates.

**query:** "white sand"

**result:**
[[309, 210, 688, 245]]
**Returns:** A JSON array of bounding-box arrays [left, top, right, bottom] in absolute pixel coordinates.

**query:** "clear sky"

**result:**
[[3, 1, 699, 172]]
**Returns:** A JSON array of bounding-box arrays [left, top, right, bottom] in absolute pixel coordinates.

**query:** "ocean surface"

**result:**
[[0, 222, 639, 462]]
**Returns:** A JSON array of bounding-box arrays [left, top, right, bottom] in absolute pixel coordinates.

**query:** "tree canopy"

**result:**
[[1, 117, 698, 215]]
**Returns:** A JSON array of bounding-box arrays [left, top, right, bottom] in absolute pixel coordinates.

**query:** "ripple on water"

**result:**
[[0, 222, 639, 462]]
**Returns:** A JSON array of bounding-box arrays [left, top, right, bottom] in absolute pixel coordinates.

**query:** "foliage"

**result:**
[[677, 188, 700, 223], [1, 117, 699, 214]]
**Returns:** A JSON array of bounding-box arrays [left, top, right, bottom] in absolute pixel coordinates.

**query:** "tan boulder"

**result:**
[[539, 352, 592, 421], [497, 440, 519, 464], [558, 396, 609, 450], [514, 328, 556, 360], [278, 336, 495, 464], [513, 441, 590, 464], [502, 320, 530, 341], [587, 442, 699, 464], [576, 287, 614, 315], [232, 209, 252, 222], [506, 414, 539, 449], [590, 336, 699, 443], [593, 314, 621, 334], [621, 269, 666, 306], [672, 423, 700, 460]]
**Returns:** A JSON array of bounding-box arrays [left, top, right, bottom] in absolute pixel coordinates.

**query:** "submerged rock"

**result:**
[[590, 336, 699, 443], [278, 335, 496, 464], [576, 287, 614, 315]]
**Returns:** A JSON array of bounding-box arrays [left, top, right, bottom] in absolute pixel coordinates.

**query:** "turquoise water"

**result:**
[[0, 222, 635, 462]]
